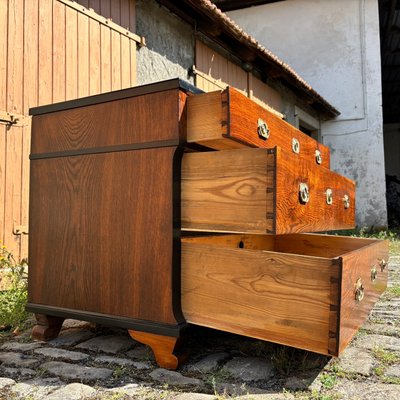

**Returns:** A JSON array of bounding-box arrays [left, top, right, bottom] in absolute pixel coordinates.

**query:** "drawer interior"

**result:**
[[181, 233, 379, 259]]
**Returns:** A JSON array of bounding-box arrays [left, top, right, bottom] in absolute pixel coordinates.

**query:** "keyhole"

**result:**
[[238, 241, 244, 249]]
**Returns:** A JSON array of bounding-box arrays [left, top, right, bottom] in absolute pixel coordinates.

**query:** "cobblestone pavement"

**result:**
[[1, 256, 400, 399]]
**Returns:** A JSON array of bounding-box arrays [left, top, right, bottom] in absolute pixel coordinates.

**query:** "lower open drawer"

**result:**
[[181, 234, 388, 356]]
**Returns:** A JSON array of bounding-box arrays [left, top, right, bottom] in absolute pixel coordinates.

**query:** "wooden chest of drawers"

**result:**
[[27, 79, 387, 370]]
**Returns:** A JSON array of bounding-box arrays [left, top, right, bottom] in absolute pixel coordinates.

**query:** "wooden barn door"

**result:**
[[0, 0, 138, 261]]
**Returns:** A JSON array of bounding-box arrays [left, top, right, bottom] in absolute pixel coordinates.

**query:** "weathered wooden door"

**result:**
[[0, 0, 139, 260]]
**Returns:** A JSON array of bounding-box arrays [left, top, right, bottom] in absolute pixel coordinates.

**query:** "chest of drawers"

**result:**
[[27, 79, 387, 370]]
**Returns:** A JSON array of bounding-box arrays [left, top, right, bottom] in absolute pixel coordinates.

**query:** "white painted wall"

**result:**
[[229, 0, 387, 228]]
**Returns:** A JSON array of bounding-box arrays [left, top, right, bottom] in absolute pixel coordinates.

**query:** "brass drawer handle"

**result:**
[[326, 188, 333, 205], [355, 278, 365, 302], [292, 138, 300, 154], [371, 266, 377, 283], [315, 149, 322, 165], [378, 258, 387, 272], [299, 183, 309, 204], [343, 194, 350, 209], [257, 118, 270, 140]]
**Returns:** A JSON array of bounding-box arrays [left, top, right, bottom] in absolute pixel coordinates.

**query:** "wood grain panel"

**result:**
[[7, 0, 24, 114], [53, 1, 66, 103], [274, 147, 355, 234], [77, 12, 90, 98], [20, 124, 31, 259], [187, 88, 330, 168], [181, 238, 334, 355], [89, 18, 101, 95], [0, 0, 7, 112], [100, 24, 111, 93], [38, 0, 53, 106], [182, 147, 355, 235], [66, 5, 78, 100], [31, 89, 182, 154], [0, 125, 6, 244], [339, 239, 389, 354], [181, 148, 275, 233], [4, 125, 23, 259], [121, 35, 131, 89], [111, 30, 122, 91], [29, 148, 181, 324]]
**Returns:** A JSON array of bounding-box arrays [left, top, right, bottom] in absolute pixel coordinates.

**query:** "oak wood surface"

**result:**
[[181, 234, 388, 356], [29, 148, 181, 325], [31, 89, 182, 155], [182, 148, 275, 233], [338, 240, 389, 354], [181, 236, 335, 355], [186, 87, 330, 168], [181, 147, 355, 235]]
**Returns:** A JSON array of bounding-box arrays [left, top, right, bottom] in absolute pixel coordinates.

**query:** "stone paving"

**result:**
[[0, 255, 400, 399]]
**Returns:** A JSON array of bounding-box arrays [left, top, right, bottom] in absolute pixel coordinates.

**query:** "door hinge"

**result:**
[[13, 224, 29, 235]]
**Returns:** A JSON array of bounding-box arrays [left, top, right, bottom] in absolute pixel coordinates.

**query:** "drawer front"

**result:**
[[181, 147, 355, 235], [181, 234, 388, 356], [187, 87, 330, 168]]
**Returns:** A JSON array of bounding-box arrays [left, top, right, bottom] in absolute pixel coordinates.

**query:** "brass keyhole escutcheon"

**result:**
[[354, 278, 365, 302], [326, 188, 333, 205], [257, 118, 270, 140], [299, 183, 309, 204], [371, 266, 377, 283], [378, 258, 387, 272], [292, 138, 300, 154], [343, 194, 350, 209], [315, 149, 322, 165]]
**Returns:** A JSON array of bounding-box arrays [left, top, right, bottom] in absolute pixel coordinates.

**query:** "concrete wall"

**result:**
[[229, 0, 387, 228], [135, 0, 195, 85]]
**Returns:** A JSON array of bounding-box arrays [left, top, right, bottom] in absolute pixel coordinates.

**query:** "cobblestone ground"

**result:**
[[1, 255, 400, 399]]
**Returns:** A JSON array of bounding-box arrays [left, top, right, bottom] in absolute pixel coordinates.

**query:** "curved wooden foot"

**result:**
[[128, 330, 186, 370], [32, 314, 64, 341]]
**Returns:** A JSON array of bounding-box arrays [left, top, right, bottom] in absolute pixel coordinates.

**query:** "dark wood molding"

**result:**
[[27, 304, 187, 337], [29, 78, 202, 116]]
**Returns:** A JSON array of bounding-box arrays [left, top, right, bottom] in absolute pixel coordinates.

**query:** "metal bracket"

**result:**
[[257, 118, 270, 140], [371, 266, 377, 283], [343, 194, 350, 209], [299, 183, 309, 204], [13, 224, 29, 235], [326, 188, 333, 205], [292, 138, 300, 154], [315, 149, 322, 165], [354, 278, 365, 302], [0, 111, 30, 127]]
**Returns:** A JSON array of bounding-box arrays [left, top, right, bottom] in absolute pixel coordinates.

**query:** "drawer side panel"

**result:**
[[275, 147, 356, 234], [181, 148, 275, 233], [338, 240, 389, 354], [228, 88, 330, 168]]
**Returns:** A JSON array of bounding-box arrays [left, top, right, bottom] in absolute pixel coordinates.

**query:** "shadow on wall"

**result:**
[[386, 175, 400, 229]]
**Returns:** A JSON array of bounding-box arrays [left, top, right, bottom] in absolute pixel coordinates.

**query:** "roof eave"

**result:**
[[156, 0, 340, 119]]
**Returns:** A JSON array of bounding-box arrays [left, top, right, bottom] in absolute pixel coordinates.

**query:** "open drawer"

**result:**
[[186, 87, 330, 168], [181, 147, 355, 235], [181, 234, 388, 356]]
